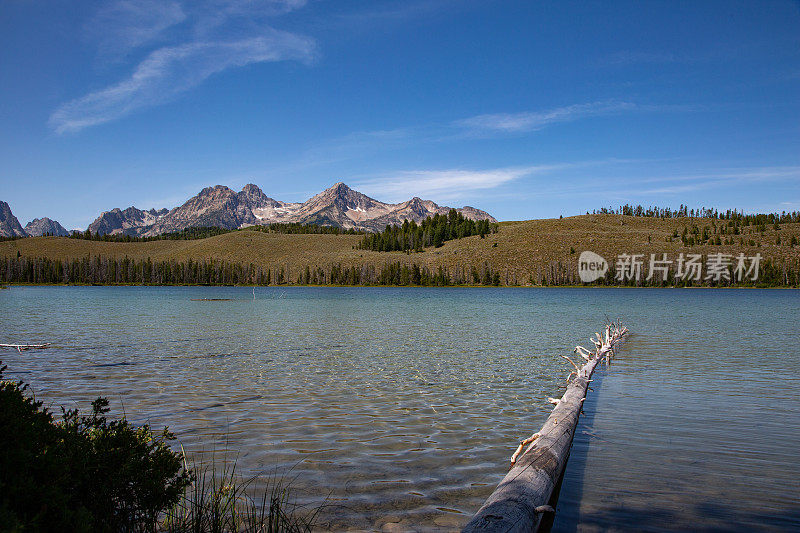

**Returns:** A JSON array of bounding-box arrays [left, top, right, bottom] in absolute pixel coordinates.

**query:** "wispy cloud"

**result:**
[[456, 101, 640, 134], [193, 0, 308, 36], [51, 32, 314, 133], [214, 0, 308, 16], [280, 100, 659, 170], [596, 41, 762, 68], [52, 1, 314, 133], [600, 50, 685, 66], [352, 159, 655, 202], [88, 0, 186, 55], [354, 165, 564, 202], [510, 165, 800, 201], [332, 0, 456, 24], [628, 166, 800, 195]]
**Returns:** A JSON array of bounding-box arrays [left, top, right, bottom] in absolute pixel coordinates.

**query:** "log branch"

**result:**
[[574, 346, 594, 361], [510, 432, 540, 465], [560, 355, 580, 374], [0, 343, 51, 353]]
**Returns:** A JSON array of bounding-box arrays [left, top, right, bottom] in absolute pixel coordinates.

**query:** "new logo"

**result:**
[[578, 251, 608, 282]]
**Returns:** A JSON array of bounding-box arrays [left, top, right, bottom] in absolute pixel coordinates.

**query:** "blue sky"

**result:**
[[1, 0, 799, 230]]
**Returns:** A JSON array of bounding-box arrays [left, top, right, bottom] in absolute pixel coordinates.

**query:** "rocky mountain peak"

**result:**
[[24, 217, 69, 237], [0, 200, 27, 237], [87, 205, 169, 236], [404, 196, 429, 211], [317, 182, 353, 200], [240, 183, 267, 197], [198, 185, 235, 198], [238, 183, 280, 209], [315, 182, 380, 212]]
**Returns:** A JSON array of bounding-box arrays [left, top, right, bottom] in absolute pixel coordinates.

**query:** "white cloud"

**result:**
[[456, 101, 639, 134], [53, 0, 313, 133], [88, 0, 186, 54], [51, 31, 315, 133], [212, 0, 308, 16], [269, 101, 674, 170], [629, 166, 800, 195], [601, 50, 682, 66], [355, 165, 561, 202], [193, 0, 309, 36], [332, 0, 455, 25]]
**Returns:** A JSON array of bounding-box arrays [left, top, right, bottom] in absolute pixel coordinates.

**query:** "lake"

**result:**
[[1, 286, 798, 531]]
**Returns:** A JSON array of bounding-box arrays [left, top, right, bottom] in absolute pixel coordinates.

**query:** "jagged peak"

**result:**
[[323, 182, 352, 195], [307, 182, 359, 204], [239, 183, 273, 201], [24, 216, 69, 237], [412, 196, 436, 204], [199, 185, 235, 196]]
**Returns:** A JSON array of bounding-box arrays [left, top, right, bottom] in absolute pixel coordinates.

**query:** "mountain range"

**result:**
[[0, 202, 71, 238], [0, 183, 496, 237]]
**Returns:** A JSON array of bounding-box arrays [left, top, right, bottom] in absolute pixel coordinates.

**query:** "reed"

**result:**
[[162, 452, 319, 533]]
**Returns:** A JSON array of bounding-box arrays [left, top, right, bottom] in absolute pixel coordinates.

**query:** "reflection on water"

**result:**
[[1, 287, 798, 531]]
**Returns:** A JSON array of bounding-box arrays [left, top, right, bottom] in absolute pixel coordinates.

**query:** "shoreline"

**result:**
[[2, 282, 798, 290]]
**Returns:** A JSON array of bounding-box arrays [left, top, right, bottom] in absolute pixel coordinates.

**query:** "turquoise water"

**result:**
[[1, 287, 798, 531]]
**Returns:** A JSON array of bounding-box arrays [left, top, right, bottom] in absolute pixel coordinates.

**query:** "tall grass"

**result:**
[[162, 450, 319, 533]]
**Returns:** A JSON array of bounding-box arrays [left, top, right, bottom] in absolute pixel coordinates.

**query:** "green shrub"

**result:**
[[0, 362, 191, 532]]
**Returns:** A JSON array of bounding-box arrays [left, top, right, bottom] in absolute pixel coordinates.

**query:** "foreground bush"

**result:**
[[0, 362, 191, 532], [0, 362, 318, 532]]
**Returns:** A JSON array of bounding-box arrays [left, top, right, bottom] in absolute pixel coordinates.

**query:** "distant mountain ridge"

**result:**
[[87, 207, 169, 236], [87, 182, 497, 236], [24, 217, 69, 237], [0, 202, 71, 238]]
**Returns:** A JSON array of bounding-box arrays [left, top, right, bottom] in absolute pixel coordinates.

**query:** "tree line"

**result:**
[[661, 219, 799, 247], [593, 204, 800, 225], [0, 256, 503, 286], [357, 210, 498, 252], [68, 226, 234, 242], [62, 223, 364, 243], [2, 255, 797, 287], [247, 222, 363, 235]]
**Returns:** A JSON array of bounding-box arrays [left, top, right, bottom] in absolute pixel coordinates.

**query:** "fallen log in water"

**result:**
[[0, 342, 52, 353], [462, 321, 629, 533]]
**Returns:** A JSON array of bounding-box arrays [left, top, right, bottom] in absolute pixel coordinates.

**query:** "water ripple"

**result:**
[[1, 286, 798, 531]]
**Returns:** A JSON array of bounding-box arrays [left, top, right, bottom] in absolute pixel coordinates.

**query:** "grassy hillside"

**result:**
[[2, 214, 800, 285]]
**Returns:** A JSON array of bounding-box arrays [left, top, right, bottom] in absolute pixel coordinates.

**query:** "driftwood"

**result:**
[[462, 321, 629, 533], [0, 343, 52, 354]]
